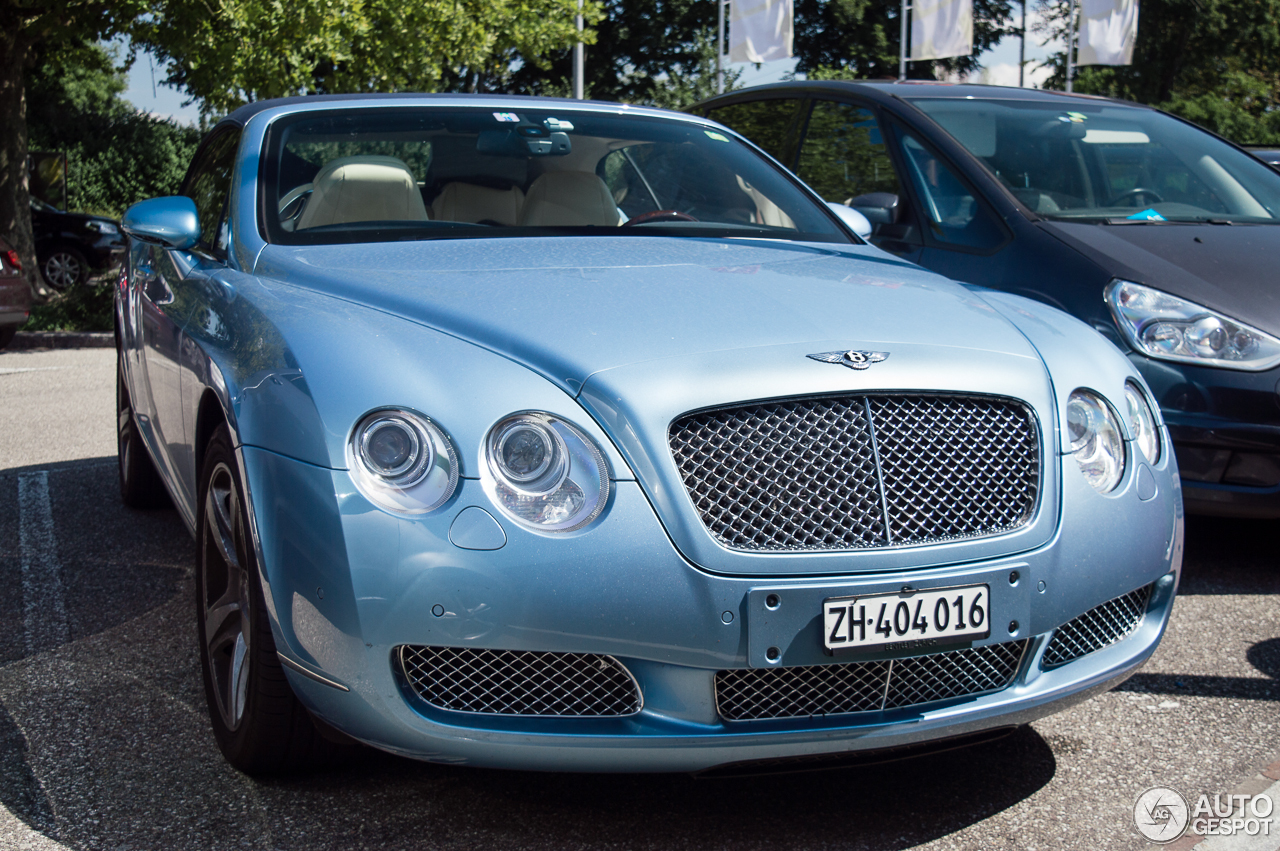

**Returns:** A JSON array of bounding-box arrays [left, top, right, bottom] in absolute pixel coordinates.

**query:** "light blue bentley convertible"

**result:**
[[115, 94, 1183, 775]]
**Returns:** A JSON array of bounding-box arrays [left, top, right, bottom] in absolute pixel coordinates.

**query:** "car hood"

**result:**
[[255, 237, 1040, 395], [1040, 221, 1280, 335]]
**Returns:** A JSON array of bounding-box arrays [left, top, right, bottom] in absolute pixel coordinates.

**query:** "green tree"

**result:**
[[134, 0, 604, 120], [1037, 0, 1280, 143], [27, 42, 200, 217], [1, 0, 145, 296]]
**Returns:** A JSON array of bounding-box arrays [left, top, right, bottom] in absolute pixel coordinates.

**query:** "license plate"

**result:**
[[822, 584, 991, 652]]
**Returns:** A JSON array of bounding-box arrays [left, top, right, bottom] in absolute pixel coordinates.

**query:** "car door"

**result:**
[[791, 98, 924, 263], [880, 121, 1014, 286], [138, 127, 240, 507]]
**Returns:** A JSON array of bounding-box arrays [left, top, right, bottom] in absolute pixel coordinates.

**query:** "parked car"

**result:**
[[693, 82, 1280, 518], [116, 94, 1181, 776], [1245, 147, 1280, 167], [0, 237, 30, 349], [31, 197, 127, 290]]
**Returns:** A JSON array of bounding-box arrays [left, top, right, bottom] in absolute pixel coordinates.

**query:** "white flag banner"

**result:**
[[729, 0, 794, 63], [910, 0, 973, 61], [1077, 0, 1139, 65]]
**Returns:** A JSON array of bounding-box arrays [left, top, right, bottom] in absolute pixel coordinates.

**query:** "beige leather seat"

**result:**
[[519, 172, 622, 227], [297, 155, 429, 230], [432, 183, 524, 226]]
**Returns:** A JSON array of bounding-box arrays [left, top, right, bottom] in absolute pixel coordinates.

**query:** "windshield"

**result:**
[[261, 108, 847, 244], [907, 97, 1280, 224]]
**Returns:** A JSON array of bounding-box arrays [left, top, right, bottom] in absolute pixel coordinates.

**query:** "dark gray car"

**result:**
[[693, 81, 1280, 518]]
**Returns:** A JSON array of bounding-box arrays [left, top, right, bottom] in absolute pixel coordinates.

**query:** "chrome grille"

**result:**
[[669, 395, 1038, 552], [715, 640, 1027, 721], [398, 646, 641, 716], [1042, 584, 1153, 668]]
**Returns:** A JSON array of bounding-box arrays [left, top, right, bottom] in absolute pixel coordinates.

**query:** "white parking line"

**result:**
[[16, 472, 69, 655], [0, 367, 67, 376]]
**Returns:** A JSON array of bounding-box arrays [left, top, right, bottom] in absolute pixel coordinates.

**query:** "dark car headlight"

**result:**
[[85, 220, 119, 235], [483, 412, 609, 532], [1107, 279, 1280, 371], [1066, 389, 1126, 493], [347, 409, 458, 514]]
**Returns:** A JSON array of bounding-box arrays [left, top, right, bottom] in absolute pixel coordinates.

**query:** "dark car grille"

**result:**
[[715, 640, 1028, 721], [1042, 584, 1153, 668], [397, 646, 641, 716], [669, 394, 1039, 552]]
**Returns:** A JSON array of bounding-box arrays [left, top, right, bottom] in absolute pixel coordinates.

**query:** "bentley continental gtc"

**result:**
[[114, 94, 1183, 775]]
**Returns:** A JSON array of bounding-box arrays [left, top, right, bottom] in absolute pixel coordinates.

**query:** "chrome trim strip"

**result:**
[[277, 653, 351, 692]]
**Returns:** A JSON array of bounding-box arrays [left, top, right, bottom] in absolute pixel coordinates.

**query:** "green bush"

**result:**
[[23, 280, 115, 333]]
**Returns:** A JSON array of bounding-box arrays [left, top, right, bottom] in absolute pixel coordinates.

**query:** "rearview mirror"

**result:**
[[121, 196, 200, 250], [849, 192, 900, 226], [826, 202, 873, 238]]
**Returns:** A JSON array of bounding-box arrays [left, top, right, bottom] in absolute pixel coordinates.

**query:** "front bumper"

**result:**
[[1131, 353, 1280, 517], [240, 442, 1183, 773]]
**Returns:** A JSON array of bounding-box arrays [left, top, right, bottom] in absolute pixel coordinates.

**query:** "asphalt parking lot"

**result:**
[[0, 345, 1276, 851]]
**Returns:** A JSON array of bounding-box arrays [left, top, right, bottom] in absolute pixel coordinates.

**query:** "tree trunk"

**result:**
[[0, 30, 38, 301]]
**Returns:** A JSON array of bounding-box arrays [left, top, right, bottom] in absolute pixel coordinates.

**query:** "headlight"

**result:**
[[347, 409, 458, 514], [1107, 279, 1280, 371], [483, 412, 609, 532], [1123, 381, 1160, 465], [1066, 389, 1126, 493], [86, 220, 120, 235]]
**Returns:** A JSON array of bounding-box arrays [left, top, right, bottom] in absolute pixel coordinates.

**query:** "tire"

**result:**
[[0, 326, 16, 350], [117, 353, 170, 508], [41, 246, 88, 291], [196, 425, 351, 774]]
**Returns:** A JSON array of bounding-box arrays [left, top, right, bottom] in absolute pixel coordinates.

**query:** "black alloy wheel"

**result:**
[[196, 425, 353, 774], [41, 246, 87, 290], [117, 351, 169, 508]]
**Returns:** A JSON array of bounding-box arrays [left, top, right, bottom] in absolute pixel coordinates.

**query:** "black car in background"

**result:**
[[31, 197, 127, 290], [693, 81, 1280, 518]]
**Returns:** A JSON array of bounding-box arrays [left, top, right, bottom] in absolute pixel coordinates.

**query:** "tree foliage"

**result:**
[[1036, 0, 1280, 143], [27, 42, 200, 217], [133, 0, 605, 119]]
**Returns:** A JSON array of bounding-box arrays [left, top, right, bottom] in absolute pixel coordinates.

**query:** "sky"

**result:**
[[121, 7, 1066, 125]]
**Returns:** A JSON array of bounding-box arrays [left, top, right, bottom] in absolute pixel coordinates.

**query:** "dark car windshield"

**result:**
[[261, 108, 848, 244], [906, 97, 1280, 224]]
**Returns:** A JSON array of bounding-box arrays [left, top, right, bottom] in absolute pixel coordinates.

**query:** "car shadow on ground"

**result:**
[[0, 458, 1063, 850]]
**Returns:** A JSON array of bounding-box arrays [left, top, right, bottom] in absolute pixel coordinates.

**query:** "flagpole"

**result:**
[[573, 0, 584, 98], [1065, 0, 1075, 92], [717, 0, 726, 93], [899, 0, 908, 80], [1019, 0, 1026, 87]]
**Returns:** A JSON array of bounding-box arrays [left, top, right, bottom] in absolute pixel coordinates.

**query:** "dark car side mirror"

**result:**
[[121, 196, 201, 250], [849, 192, 900, 226]]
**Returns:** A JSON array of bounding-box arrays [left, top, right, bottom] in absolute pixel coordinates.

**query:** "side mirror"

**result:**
[[826, 202, 873, 238], [848, 192, 900, 226], [121, 196, 200, 250]]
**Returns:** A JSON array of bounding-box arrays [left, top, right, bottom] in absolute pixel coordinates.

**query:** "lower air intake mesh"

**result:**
[[398, 646, 641, 716], [1041, 584, 1153, 668], [715, 640, 1028, 721]]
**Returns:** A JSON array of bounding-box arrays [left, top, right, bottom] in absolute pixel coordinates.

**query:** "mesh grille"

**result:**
[[1042, 584, 1153, 668], [715, 640, 1027, 721], [398, 646, 641, 716], [669, 395, 1038, 552]]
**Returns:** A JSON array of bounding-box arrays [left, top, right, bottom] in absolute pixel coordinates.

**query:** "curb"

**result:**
[[7, 332, 114, 351]]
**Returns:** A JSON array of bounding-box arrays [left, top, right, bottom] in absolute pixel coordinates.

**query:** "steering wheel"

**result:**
[[1106, 187, 1164, 207], [623, 209, 699, 226]]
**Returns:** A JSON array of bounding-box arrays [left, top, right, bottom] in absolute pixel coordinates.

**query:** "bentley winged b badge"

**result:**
[[807, 350, 890, 370]]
